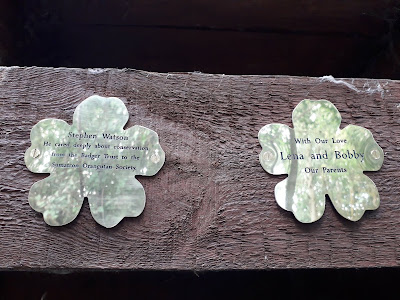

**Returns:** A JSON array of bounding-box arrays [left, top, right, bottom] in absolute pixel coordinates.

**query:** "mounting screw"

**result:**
[[31, 148, 40, 158], [151, 153, 160, 164], [370, 149, 380, 160], [263, 150, 275, 162]]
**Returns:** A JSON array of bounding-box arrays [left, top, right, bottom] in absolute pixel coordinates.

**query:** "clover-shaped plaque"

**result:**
[[25, 95, 165, 228], [259, 99, 384, 223]]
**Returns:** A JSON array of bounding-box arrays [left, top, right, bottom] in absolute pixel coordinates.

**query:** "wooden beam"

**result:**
[[0, 67, 399, 271]]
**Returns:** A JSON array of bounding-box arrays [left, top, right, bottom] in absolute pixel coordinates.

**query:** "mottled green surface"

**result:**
[[259, 100, 383, 223], [25, 95, 165, 228]]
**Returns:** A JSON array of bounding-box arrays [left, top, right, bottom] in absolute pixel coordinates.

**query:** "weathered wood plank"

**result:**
[[0, 67, 399, 271]]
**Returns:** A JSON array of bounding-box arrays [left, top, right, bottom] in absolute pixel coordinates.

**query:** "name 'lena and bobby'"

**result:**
[[277, 136, 365, 174]]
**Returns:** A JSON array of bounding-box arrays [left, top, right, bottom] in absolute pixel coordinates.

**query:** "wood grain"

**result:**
[[0, 67, 399, 271]]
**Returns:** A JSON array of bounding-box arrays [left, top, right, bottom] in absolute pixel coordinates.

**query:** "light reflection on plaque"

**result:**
[[258, 100, 384, 223], [25, 95, 165, 228]]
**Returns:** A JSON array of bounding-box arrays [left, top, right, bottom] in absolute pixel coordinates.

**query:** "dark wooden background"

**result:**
[[1, 67, 399, 271], [1, 1, 400, 299], [1, 0, 399, 79]]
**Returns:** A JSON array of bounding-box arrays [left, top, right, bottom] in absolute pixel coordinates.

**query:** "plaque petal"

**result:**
[[87, 175, 146, 228], [327, 173, 380, 221], [275, 173, 326, 223], [73, 95, 129, 132], [339, 125, 384, 172], [292, 99, 341, 135], [25, 119, 70, 173], [28, 171, 84, 226], [125, 125, 166, 176], [258, 124, 293, 175]]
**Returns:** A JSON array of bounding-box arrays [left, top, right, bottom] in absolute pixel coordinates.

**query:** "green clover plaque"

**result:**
[[25, 95, 165, 228], [258, 99, 383, 223]]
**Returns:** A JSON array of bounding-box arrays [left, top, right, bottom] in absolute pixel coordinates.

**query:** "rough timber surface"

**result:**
[[0, 67, 399, 271]]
